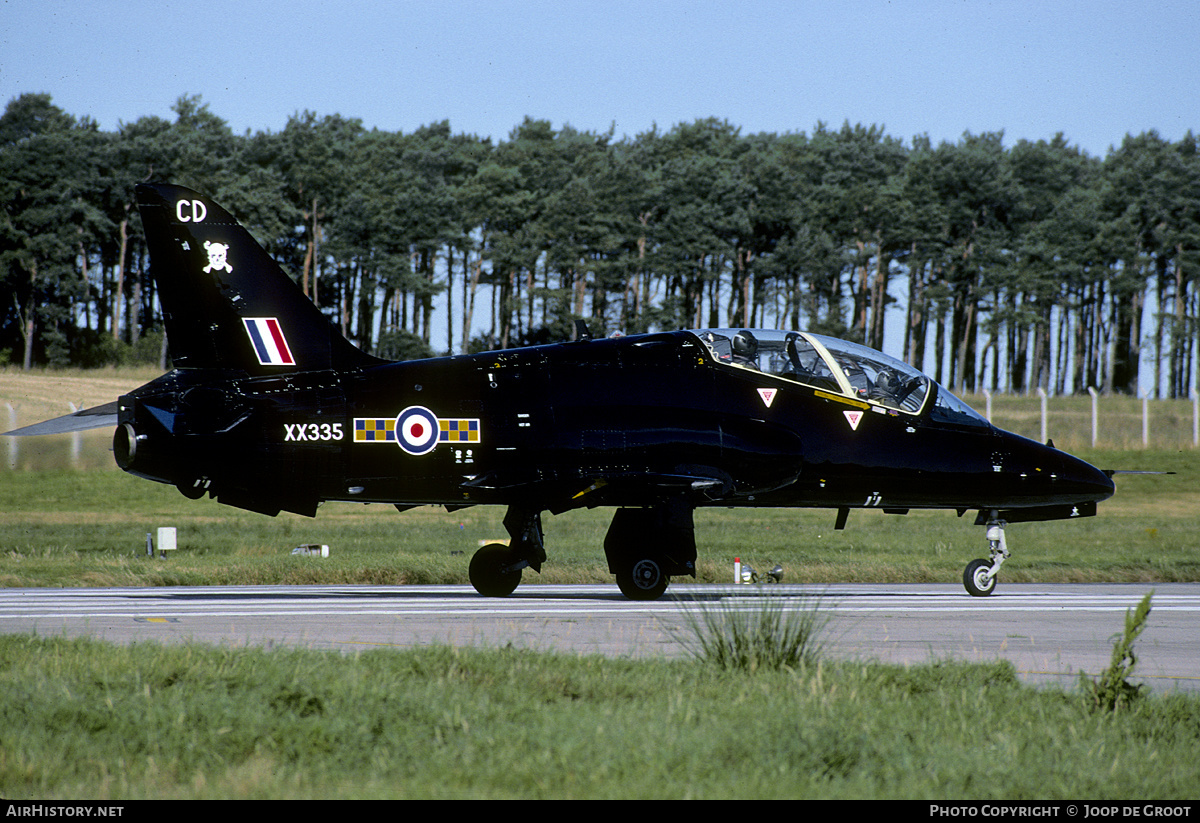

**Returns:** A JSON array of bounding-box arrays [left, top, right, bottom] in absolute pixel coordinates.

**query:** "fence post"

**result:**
[[1193, 391, 1199, 448], [5, 403, 15, 470], [1037, 387, 1048, 444], [983, 388, 992, 422], [1142, 395, 1149, 448], [1088, 386, 1099, 448], [68, 402, 82, 467]]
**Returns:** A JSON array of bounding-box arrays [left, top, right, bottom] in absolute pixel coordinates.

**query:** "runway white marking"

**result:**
[[0, 584, 1192, 620]]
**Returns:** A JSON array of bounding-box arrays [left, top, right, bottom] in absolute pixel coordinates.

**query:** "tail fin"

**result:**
[[136, 182, 380, 374]]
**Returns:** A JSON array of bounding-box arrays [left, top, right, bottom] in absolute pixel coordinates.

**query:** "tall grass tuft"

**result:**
[[1081, 591, 1153, 712], [668, 587, 831, 672]]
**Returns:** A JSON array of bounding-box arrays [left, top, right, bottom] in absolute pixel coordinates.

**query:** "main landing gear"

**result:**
[[604, 502, 697, 601], [963, 515, 1009, 597], [468, 542, 524, 597], [468, 507, 544, 598], [467, 501, 698, 601]]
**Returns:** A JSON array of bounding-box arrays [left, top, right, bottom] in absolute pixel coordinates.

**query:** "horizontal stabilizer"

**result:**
[[2, 401, 119, 437]]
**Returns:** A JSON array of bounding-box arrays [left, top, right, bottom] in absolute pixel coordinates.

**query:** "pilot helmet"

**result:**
[[732, 330, 758, 360]]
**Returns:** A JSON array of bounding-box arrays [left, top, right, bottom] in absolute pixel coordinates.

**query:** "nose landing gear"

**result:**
[[963, 516, 1009, 597]]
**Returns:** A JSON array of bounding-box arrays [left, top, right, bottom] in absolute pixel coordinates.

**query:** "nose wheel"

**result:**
[[963, 518, 1009, 597], [963, 558, 997, 597]]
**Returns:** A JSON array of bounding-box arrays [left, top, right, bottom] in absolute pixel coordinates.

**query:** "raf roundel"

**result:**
[[395, 406, 440, 455]]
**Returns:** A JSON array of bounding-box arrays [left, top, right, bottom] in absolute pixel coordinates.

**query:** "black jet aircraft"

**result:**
[[6, 183, 1117, 599]]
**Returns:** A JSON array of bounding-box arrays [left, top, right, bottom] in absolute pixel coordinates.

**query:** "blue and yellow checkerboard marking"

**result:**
[[354, 418, 396, 442], [354, 416, 480, 445], [439, 418, 480, 443]]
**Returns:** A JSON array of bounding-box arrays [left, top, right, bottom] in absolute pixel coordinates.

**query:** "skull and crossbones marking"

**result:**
[[203, 240, 233, 274]]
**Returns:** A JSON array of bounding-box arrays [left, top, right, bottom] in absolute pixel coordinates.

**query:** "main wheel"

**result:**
[[615, 557, 670, 601], [469, 542, 522, 597], [963, 558, 997, 597]]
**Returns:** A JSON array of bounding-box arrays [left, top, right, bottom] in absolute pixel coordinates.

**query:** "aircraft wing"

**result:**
[[569, 473, 730, 501], [2, 401, 120, 437], [460, 468, 733, 507]]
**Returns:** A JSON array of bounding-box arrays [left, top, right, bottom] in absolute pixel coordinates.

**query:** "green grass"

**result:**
[[2, 634, 1198, 799], [0, 447, 1197, 587]]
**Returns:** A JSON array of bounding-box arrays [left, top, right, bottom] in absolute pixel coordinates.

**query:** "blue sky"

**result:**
[[3, 0, 1197, 157]]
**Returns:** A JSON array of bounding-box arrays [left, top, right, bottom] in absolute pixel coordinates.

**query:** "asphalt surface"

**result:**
[[2, 582, 1196, 692]]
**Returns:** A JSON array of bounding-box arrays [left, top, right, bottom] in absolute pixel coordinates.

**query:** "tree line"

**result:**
[[2, 92, 1198, 398]]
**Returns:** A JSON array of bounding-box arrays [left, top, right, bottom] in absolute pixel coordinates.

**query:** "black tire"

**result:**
[[469, 542, 522, 597], [615, 557, 670, 601], [963, 558, 996, 597]]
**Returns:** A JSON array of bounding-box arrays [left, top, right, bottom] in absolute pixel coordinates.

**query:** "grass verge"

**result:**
[[2, 634, 1199, 799]]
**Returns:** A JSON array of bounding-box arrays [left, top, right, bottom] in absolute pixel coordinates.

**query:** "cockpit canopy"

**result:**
[[691, 328, 939, 417]]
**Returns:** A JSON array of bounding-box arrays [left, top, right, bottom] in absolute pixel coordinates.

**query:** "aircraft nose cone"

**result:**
[[1003, 434, 1115, 504], [1064, 455, 1116, 501]]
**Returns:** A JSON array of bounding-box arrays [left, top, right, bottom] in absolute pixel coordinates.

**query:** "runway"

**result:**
[[2, 583, 1197, 692]]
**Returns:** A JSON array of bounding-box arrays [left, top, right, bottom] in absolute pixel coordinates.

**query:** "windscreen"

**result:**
[[804, 333, 931, 414]]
